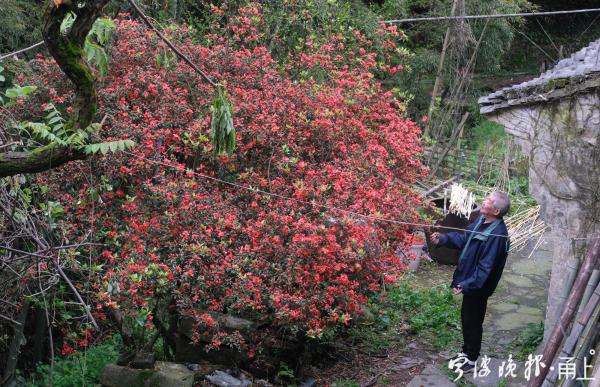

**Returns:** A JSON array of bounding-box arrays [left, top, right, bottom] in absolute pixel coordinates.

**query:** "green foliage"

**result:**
[[466, 118, 505, 153], [1, 83, 36, 106], [514, 321, 544, 360], [59, 13, 114, 77], [29, 336, 121, 387], [349, 277, 461, 352], [0, 0, 44, 55], [13, 103, 135, 154], [375, 0, 533, 120], [0, 65, 36, 105], [210, 85, 236, 156], [85, 17, 115, 77], [275, 362, 295, 384], [388, 281, 461, 349], [377, 0, 532, 72], [84, 139, 136, 155], [60, 12, 77, 36]]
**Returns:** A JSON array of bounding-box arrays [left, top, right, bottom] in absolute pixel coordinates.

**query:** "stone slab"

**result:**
[[100, 361, 194, 387], [463, 357, 526, 387], [406, 365, 456, 387]]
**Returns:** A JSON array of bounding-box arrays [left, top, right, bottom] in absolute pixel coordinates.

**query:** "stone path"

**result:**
[[406, 235, 553, 387]]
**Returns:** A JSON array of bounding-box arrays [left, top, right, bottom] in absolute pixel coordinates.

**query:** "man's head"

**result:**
[[481, 191, 511, 219]]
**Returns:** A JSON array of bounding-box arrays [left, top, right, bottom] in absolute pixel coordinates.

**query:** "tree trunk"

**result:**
[[423, 0, 458, 138], [0, 0, 111, 177], [2, 302, 30, 385]]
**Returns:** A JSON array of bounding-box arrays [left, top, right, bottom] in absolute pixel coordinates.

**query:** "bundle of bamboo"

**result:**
[[505, 205, 549, 253]]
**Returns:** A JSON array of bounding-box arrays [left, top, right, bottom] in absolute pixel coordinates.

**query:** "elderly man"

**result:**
[[431, 191, 511, 374]]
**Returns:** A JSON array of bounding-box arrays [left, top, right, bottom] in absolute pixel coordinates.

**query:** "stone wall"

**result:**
[[486, 91, 600, 341]]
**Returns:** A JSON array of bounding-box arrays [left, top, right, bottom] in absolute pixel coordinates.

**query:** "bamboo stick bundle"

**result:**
[[577, 270, 600, 321], [569, 315, 600, 386], [505, 205, 549, 252]]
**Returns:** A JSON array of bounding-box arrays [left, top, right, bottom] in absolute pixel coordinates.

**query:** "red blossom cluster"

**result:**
[[21, 4, 425, 351]]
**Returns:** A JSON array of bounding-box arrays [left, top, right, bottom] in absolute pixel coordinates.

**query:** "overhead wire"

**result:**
[[1, 7, 598, 242], [121, 151, 600, 241], [383, 8, 600, 24]]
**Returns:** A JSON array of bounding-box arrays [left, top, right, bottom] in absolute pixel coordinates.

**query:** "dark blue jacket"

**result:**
[[438, 216, 509, 297]]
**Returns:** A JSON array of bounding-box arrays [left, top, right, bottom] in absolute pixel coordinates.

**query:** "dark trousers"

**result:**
[[461, 294, 489, 361]]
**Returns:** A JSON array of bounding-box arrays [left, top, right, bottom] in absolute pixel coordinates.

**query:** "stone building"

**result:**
[[479, 39, 600, 340]]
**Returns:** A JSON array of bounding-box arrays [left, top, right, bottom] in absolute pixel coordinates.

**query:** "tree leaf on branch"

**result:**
[[210, 84, 236, 157], [84, 139, 135, 155]]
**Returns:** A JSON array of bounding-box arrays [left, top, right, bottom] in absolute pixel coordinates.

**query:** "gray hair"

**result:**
[[492, 191, 511, 217]]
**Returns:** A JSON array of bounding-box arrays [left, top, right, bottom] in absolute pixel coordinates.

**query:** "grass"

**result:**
[[441, 364, 476, 387], [349, 272, 462, 353], [389, 281, 461, 350], [514, 321, 544, 361], [28, 335, 120, 387]]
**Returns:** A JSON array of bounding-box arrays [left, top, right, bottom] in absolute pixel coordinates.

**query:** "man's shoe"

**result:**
[[447, 352, 467, 369], [453, 358, 476, 374], [448, 352, 468, 362]]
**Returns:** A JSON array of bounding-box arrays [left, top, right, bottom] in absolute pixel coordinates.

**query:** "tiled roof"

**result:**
[[479, 38, 600, 114]]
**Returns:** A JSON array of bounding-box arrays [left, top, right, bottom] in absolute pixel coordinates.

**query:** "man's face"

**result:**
[[480, 194, 500, 218]]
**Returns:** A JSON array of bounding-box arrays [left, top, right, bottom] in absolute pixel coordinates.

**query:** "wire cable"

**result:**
[[383, 8, 600, 25], [122, 151, 532, 239]]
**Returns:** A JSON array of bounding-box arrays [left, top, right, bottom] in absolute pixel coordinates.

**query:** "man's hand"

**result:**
[[430, 232, 442, 245], [453, 286, 463, 295]]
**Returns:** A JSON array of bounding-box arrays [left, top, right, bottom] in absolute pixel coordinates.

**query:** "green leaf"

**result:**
[[5, 89, 18, 99], [60, 12, 77, 35], [48, 116, 63, 125], [20, 86, 36, 95], [84, 139, 135, 155]]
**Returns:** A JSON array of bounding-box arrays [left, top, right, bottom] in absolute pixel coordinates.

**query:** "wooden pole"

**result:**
[[429, 112, 469, 177], [543, 280, 600, 385], [423, 0, 458, 138], [529, 233, 600, 387]]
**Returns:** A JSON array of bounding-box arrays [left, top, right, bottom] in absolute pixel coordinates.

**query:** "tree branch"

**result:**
[[0, 0, 111, 178], [0, 144, 85, 178]]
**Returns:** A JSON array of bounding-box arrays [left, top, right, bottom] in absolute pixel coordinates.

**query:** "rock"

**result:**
[[205, 370, 251, 386], [175, 334, 248, 364], [298, 377, 317, 387], [177, 314, 255, 364], [179, 314, 255, 341], [188, 362, 224, 382], [254, 380, 273, 386], [223, 315, 254, 331], [395, 357, 423, 370], [100, 362, 194, 387], [406, 365, 457, 387], [131, 352, 155, 369]]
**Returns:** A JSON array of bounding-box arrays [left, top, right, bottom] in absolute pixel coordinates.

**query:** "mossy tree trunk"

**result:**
[[0, 0, 111, 178]]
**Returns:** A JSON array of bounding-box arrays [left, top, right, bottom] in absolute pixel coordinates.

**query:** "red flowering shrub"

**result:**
[[19, 4, 425, 352]]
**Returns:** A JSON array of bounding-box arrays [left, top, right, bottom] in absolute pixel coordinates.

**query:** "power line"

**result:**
[[122, 151, 578, 240], [4, 8, 599, 61], [0, 41, 45, 62], [383, 8, 600, 25]]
